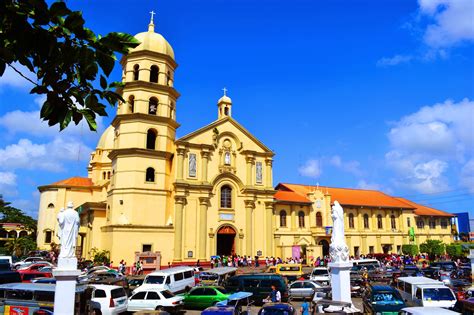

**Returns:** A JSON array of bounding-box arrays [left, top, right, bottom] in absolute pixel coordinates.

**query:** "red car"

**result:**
[[17, 262, 51, 271], [18, 268, 53, 283]]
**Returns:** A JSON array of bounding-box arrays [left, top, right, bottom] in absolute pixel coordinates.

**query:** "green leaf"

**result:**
[[96, 51, 115, 77], [100, 75, 107, 89], [81, 109, 97, 131], [30, 85, 49, 94], [64, 11, 85, 32], [49, 1, 70, 17], [60, 110, 72, 130], [99, 32, 140, 53], [0, 63, 6, 76], [40, 101, 54, 118]]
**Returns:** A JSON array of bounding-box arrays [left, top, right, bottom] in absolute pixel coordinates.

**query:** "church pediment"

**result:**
[[176, 117, 274, 155]]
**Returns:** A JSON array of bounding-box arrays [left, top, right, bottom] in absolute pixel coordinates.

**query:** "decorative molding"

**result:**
[[108, 148, 173, 160], [244, 200, 256, 209], [111, 113, 180, 129]]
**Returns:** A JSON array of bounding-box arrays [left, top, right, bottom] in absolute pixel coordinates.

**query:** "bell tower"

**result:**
[[107, 14, 180, 228]]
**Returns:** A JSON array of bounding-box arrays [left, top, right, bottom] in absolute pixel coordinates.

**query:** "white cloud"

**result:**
[[0, 171, 18, 197], [376, 55, 412, 67], [460, 159, 474, 193], [0, 63, 36, 90], [357, 180, 381, 191], [0, 107, 104, 138], [386, 98, 473, 193], [298, 159, 321, 178], [329, 155, 364, 177], [418, 0, 474, 48], [0, 137, 92, 172]]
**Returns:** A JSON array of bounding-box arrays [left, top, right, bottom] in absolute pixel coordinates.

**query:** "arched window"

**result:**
[[298, 211, 305, 228], [363, 214, 369, 229], [391, 215, 396, 230], [0, 229, 7, 238], [149, 97, 158, 115], [224, 107, 229, 116], [429, 218, 436, 229], [8, 230, 17, 239], [348, 213, 355, 229], [146, 129, 157, 150], [146, 167, 155, 182], [316, 212, 322, 227], [280, 210, 287, 227], [107, 171, 111, 179], [133, 64, 139, 80], [377, 214, 383, 229], [18, 230, 28, 238], [417, 219, 425, 229], [150, 65, 159, 83], [170, 102, 175, 119], [407, 217, 411, 228], [128, 95, 135, 113], [220, 185, 232, 208], [103, 172, 106, 180], [167, 71, 171, 85], [47, 203, 55, 209], [44, 230, 52, 244]]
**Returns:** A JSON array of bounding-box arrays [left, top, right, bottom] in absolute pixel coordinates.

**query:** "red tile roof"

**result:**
[[51, 177, 93, 187], [275, 183, 414, 209], [395, 197, 454, 217], [274, 190, 312, 203]]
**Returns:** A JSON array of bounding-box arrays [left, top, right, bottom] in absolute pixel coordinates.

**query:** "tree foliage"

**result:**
[[401, 244, 419, 256], [419, 240, 445, 259], [5, 236, 37, 258], [0, 0, 140, 130], [0, 196, 37, 231], [446, 244, 463, 258], [90, 247, 110, 265]]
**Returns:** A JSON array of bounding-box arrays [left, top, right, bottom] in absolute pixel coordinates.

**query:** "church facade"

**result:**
[[36, 19, 454, 266]]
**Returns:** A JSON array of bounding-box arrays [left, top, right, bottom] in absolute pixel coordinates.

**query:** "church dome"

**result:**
[[218, 95, 232, 104], [96, 125, 114, 149], [130, 23, 175, 60]]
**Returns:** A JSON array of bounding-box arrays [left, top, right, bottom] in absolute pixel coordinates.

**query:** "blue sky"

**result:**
[[0, 0, 473, 218]]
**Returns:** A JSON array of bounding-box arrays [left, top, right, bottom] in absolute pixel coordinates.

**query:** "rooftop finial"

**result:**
[[148, 10, 156, 32], [222, 87, 228, 96]]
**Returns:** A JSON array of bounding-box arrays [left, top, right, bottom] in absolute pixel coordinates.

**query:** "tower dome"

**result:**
[[130, 20, 175, 59]]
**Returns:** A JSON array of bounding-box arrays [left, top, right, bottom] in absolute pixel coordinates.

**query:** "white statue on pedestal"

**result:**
[[329, 201, 349, 263], [57, 201, 80, 258]]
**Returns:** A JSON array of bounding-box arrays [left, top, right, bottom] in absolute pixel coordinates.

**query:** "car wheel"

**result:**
[[92, 310, 102, 315], [155, 306, 164, 311], [185, 286, 191, 292]]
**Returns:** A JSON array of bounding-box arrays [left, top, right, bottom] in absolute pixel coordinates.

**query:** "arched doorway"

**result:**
[[318, 239, 329, 257], [216, 226, 236, 256]]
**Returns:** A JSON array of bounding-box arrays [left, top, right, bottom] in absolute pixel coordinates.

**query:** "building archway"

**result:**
[[318, 239, 329, 257], [216, 225, 236, 256]]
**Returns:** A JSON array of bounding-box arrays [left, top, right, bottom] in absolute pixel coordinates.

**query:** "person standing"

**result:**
[[300, 298, 310, 315], [267, 284, 281, 303]]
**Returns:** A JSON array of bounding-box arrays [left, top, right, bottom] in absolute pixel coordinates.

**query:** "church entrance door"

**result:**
[[216, 226, 236, 256], [318, 239, 330, 257]]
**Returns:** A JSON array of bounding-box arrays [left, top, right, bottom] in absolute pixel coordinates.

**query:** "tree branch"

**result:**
[[6, 63, 39, 87]]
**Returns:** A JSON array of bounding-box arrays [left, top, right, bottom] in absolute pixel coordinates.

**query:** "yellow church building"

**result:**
[[36, 18, 454, 266]]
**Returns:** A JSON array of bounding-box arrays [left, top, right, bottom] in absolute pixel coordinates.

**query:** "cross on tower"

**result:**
[[150, 10, 156, 23], [222, 87, 227, 96]]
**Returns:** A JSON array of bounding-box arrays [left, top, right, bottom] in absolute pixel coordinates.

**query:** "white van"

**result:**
[[351, 259, 381, 268], [310, 267, 330, 284], [396, 276, 457, 308], [135, 266, 195, 294]]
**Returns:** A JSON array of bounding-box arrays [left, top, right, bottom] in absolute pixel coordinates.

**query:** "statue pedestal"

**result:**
[[328, 261, 353, 304], [53, 257, 80, 315]]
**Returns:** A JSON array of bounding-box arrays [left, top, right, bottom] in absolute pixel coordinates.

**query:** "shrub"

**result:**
[[446, 244, 463, 258], [402, 244, 419, 256]]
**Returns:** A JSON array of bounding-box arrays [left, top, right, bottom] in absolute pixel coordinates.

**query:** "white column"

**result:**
[[53, 258, 81, 315]]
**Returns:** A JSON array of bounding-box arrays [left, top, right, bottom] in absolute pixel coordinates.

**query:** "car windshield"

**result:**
[[129, 279, 143, 285], [200, 273, 219, 280], [161, 290, 174, 298], [423, 288, 455, 301], [372, 292, 404, 305], [312, 269, 328, 276], [145, 276, 165, 284], [216, 287, 228, 294]]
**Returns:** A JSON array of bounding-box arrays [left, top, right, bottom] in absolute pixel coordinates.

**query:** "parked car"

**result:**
[[182, 286, 230, 309], [17, 262, 53, 271], [288, 280, 325, 299], [89, 284, 128, 315], [309, 267, 330, 284], [18, 269, 53, 283], [400, 265, 423, 277], [431, 261, 457, 271], [362, 284, 406, 314], [13, 257, 45, 269], [87, 271, 128, 288], [202, 292, 253, 315], [136, 266, 195, 294], [128, 289, 184, 313], [128, 275, 146, 293], [400, 306, 461, 315], [258, 303, 296, 315], [31, 277, 57, 284], [224, 274, 288, 305]]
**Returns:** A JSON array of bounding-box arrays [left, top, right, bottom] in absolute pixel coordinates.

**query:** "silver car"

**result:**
[[288, 280, 323, 299]]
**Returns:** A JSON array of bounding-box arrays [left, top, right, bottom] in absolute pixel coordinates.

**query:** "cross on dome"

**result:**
[[150, 10, 156, 24], [222, 87, 228, 96]]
